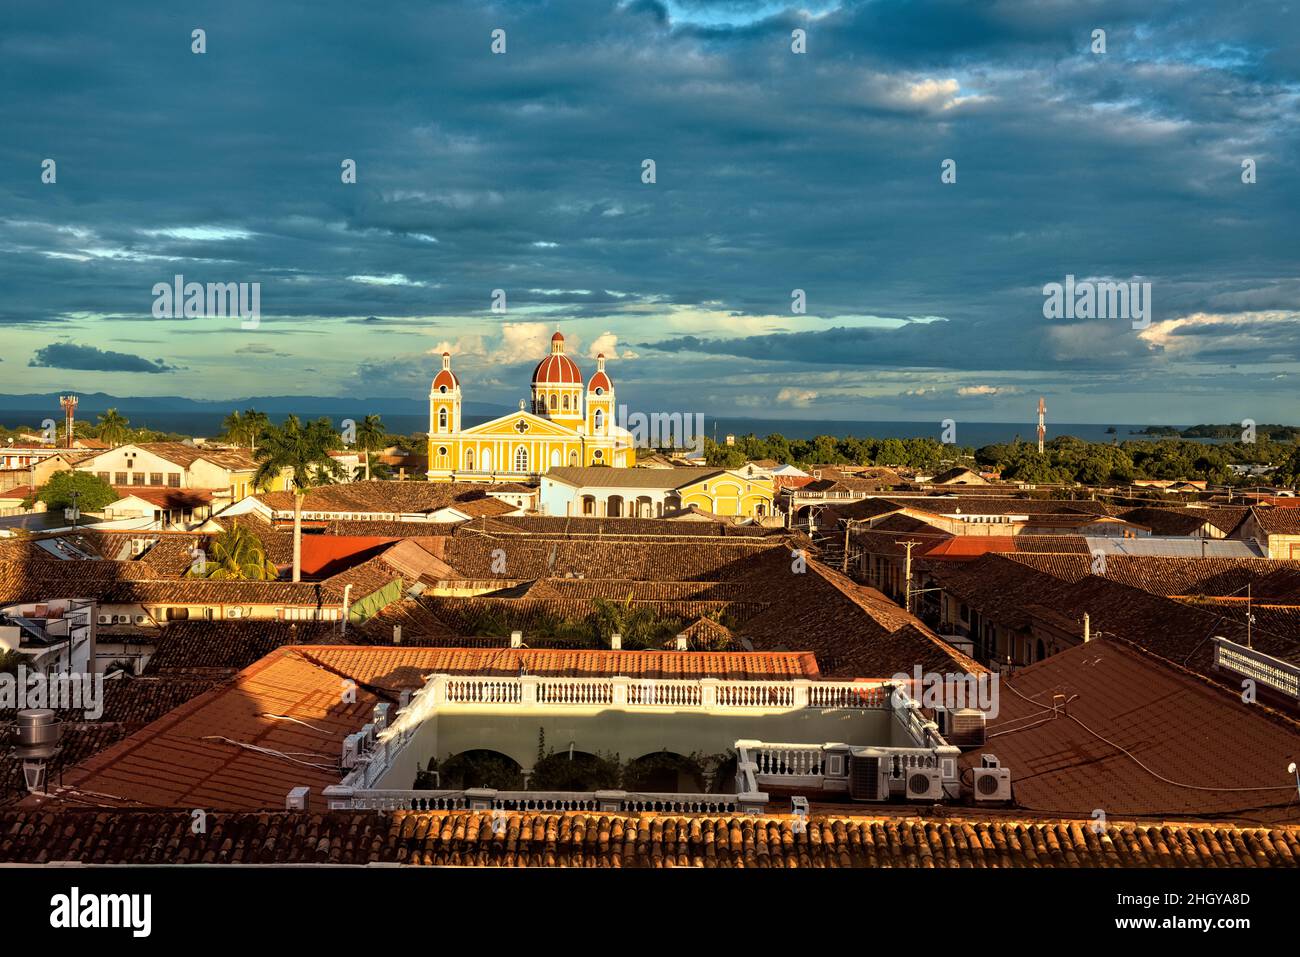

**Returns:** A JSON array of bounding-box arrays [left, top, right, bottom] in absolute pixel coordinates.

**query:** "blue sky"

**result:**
[[1, 1, 1298, 424]]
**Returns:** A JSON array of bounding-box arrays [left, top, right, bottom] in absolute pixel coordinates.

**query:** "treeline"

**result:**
[[704, 431, 1300, 488], [1144, 424, 1300, 441], [705, 434, 975, 471]]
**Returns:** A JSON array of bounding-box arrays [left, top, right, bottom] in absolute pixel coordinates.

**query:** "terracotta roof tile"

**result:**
[[1, 808, 1294, 867]]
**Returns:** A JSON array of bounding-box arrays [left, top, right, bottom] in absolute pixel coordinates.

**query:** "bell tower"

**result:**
[[586, 354, 614, 438], [429, 352, 461, 436]]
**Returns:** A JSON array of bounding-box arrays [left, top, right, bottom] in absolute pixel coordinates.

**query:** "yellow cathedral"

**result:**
[[426, 332, 636, 481]]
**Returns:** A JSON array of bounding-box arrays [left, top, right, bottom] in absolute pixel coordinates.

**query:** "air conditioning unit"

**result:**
[[342, 733, 363, 769], [98, 615, 110, 625], [905, 766, 944, 800], [847, 748, 889, 802], [937, 707, 987, 747], [971, 754, 1012, 802], [228, 607, 243, 619]]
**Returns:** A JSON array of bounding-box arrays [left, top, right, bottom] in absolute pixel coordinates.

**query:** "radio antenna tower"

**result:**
[[59, 395, 78, 450], [1036, 397, 1046, 454]]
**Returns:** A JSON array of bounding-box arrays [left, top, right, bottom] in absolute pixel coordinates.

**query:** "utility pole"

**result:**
[[902, 539, 922, 614]]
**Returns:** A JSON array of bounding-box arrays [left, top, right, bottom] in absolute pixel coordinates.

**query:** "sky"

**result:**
[[1, 0, 1298, 426]]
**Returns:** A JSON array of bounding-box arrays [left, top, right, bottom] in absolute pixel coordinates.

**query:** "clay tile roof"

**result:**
[[256, 481, 517, 518], [965, 637, 1300, 823], [2, 808, 1295, 867], [1252, 506, 1300, 535], [44, 644, 824, 811]]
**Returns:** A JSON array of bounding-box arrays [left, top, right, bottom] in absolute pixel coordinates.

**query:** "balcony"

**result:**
[[317, 673, 961, 813]]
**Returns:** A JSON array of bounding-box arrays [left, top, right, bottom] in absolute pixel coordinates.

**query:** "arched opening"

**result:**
[[415, 749, 523, 790], [549, 393, 558, 411], [594, 408, 603, 433], [562, 394, 569, 410], [1035, 639, 1046, 662], [569, 450, 579, 466], [606, 495, 624, 517], [529, 749, 620, 791], [438, 407, 448, 431], [482, 449, 492, 471], [464, 448, 474, 470], [665, 492, 682, 512], [635, 495, 653, 518], [581, 495, 596, 516], [514, 446, 529, 473], [624, 751, 706, 793]]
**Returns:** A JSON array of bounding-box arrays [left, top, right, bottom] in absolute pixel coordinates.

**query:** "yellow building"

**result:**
[[540, 466, 775, 519], [426, 332, 635, 481]]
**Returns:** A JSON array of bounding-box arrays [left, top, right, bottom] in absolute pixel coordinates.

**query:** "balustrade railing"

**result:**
[[323, 786, 753, 814], [427, 674, 893, 713]]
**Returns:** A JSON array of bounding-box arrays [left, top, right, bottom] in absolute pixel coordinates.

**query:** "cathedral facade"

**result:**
[[426, 332, 635, 481]]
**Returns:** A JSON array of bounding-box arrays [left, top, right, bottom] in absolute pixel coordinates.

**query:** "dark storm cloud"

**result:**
[[0, 1, 1296, 415], [29, 342, 179, 373]]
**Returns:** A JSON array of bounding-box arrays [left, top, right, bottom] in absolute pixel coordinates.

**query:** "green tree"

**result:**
[[223, 408, 270, 451], [95, 408, 130, 447], [355, 414, 387, 481], [253, 415, 344, 582], [188, 523, 279, 580], [36, 471, 118, 513]]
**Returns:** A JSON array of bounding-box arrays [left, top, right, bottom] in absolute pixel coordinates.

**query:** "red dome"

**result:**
[[432, 351, 459, 391], [588, 354, 612, 393], [533, 332, 582, 384], [532, 353, 582, 384]]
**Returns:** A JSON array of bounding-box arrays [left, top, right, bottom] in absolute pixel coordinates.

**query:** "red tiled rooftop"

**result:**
[[45, 644, 824, 812]]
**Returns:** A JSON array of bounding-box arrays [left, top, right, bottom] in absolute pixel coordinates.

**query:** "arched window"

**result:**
[[514, 446, 529, 472], [562, 394, 569, 410], [465, 449, 474, 470], [438, 408, 448, 431], [550, 394, 558, 410], [594, 409, 603, 433]]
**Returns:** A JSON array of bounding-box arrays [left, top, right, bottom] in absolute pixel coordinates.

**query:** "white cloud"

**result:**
[[347, 273, 427, 287], [776, 387, 819, 407]]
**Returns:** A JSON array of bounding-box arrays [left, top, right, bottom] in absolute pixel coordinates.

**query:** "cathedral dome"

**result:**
[[432, 352, 459, 392], [532, 332, 582, 385], [587, 354, 612, 394]]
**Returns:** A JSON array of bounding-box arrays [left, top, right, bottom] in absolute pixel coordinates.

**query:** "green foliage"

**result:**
[[530, 748, 623, 791], [189, 523, 278, 580], [0, 649, 31, 676], [622, 750, 708, 792], [589, 596, 684, 650], [36, 470, 118, 512], [975, 434, 1297, 487], [252, 414, 345, 493], [418, 752, 524, 790], [702, 432, 974, 472], [95, 408, 130, 446], [222, 409, 270, 449]]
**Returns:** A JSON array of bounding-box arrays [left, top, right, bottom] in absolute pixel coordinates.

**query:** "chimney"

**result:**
[[393, 624, 402, 645], [675, 634, 688, 651], [286, 786, 310, 810], [1082, 612, 1091, 643], [510, 630, 523, 648], [610, 632, 622, 651]]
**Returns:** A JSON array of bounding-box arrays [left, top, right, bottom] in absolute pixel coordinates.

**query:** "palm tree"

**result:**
[[355, 414, 386, 481], [187, 523, 278, 580], [96, 408, 130, 447], [222, 409, 269, 451], [253, 415, 343, 582], [222, 410, 246, 445], [243, 409, 269, 454]]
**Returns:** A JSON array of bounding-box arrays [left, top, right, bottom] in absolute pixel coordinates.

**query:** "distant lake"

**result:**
[[0, 409, 1228, 447]]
